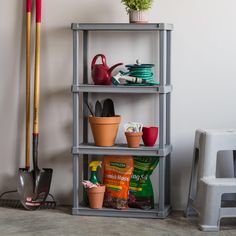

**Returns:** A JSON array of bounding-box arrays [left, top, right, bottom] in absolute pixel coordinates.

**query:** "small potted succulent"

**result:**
[[124, 122, 143, 148], [121, 0, 153, 23]]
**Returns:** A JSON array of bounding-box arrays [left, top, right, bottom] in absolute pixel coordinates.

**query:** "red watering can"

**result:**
[[91, 54, 123, 85]]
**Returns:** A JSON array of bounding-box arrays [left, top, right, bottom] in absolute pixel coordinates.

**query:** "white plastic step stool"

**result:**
[[185, 129, 236, 231]]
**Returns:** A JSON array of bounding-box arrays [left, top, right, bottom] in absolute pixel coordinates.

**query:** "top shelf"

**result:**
[[71, 23, 173, 31]]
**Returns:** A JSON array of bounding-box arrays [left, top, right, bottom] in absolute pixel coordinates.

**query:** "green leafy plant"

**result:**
[[121, 0, 153, 13]]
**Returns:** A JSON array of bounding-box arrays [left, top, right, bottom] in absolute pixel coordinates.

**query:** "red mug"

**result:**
[[142, 127, 158, 146]]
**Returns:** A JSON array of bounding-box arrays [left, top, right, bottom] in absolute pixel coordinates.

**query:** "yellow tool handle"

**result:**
[[25, 11, 31, 169], [33, 23, 41, 134]]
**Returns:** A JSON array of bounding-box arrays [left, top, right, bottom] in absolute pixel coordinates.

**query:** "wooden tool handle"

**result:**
[[25, 0, 32, 169], [33, 0, 42, 134], [32, 0, 42, 173]]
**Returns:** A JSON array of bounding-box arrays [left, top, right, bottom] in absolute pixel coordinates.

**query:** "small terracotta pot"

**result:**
[[89, 115, 121, 147], [125, 132, 143, 148], [88, 185, 106, 209]]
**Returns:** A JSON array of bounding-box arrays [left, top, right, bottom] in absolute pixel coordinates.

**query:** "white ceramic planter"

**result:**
[[129, 10, 149, 23]]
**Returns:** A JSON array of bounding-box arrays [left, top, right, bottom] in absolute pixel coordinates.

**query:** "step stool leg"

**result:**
[[198, 183, 221, 232], [185, 148, 199, 217]]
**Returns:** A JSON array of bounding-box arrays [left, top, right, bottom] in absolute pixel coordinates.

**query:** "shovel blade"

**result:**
[[17, 168, 40, 210], [18, 168, 53, 210], [34, 168, 53, 202]]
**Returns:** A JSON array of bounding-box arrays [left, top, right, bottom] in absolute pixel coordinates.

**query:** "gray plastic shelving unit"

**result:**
[[71, 23, 173, 218]]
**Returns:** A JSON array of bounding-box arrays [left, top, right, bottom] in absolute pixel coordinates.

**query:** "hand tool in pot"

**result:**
[[95, 100, 103, 117], [102, 99, 115, 117]]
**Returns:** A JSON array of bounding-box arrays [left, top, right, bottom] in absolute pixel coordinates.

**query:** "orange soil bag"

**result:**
[[103, 156, 134, 209]]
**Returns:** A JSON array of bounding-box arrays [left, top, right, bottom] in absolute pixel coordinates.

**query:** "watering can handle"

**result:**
[[91, 54, 107, 68]]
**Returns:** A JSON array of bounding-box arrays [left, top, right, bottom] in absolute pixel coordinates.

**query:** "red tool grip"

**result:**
[[26, 0, 32, 13], [36, 0, 42, 23]]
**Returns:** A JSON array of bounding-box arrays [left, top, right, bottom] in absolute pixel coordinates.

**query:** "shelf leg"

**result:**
[[159, 30, 167, 86], [83, 30, 89, 83], [82, 30, 89, 191], [159, 156, 166, 213], [232, 151, 236, 201], [82, 94, 89, 187], [72, 30, 79, 211], [72, 30, 79, 147], [166, 30, 171, 145], [158, 29, 170, 214], [165, 154, 171, 205], [159, 30, 167, 147], [83, 30, 89, 147], [166, 30, 171, 86], [73, 155, 79, 209], [72, 30, 79, 87], [233, 151, 236, 177], [165, 30, 172, 205]]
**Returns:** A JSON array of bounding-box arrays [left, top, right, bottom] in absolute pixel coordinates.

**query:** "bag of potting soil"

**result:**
[[103, 155, 134, 209], [128, 156, 159, 210]]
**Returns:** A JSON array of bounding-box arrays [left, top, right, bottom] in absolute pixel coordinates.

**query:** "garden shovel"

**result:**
[[31, 0, 53, 205], [17, 0, 36, 210], [18, 0, 53, 210]]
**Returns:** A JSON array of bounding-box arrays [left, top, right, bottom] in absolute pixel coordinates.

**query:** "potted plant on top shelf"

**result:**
[[121, 0, 153, 23]]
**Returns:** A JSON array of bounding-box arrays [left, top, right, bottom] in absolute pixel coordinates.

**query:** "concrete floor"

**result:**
[[0, 207, 236, 236]]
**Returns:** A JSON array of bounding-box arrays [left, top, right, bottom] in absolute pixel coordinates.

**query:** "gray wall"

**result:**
[[1, 0, 236, 210]]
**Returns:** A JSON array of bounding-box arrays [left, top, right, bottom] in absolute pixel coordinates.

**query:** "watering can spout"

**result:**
[[108, 63, 123, 74]]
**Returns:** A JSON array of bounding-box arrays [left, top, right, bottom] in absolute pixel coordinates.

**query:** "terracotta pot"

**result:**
[[125, 132, 143, 148], [129, 10, 149, 23], [89, 115, 121, 147], [88, 185, 106, 209]]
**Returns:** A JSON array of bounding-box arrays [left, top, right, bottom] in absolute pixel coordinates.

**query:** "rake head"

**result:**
[[0, 190, 56, 210]]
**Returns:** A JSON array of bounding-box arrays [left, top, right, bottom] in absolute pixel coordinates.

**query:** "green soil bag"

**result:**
[[128, 156, 159, 210]]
